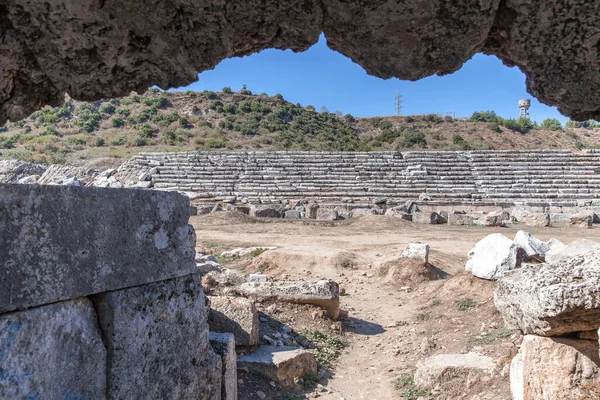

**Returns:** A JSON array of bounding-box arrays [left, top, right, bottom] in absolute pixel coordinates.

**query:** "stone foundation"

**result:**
[[0, 184, 225, 399]]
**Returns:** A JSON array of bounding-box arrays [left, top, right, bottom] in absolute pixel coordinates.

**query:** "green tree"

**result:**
[[540, 118, 562, 131]]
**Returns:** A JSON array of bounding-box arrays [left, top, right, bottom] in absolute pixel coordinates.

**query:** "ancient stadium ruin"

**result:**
[[1, 1, 600, 399]]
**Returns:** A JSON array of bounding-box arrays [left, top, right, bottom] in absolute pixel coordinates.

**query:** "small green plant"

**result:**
[[488, 121, 501, 133], [222, 86, 232, 94], [416, 312, 430, 321], [468, 327, 512, 348], [394, 373, 432, 400], [456, 298, 478, 311], [94, 137, 105, 147], [431, 299, 441, 306], [302, 371, 319, 388], [575, 141, 585, 150], [248, 247, 266, 258], [300, 329, 346, 369]]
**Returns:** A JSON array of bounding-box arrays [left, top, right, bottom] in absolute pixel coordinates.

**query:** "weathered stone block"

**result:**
[[510, 335, 600, 400], [0, 298, 106, 399], [495, 250, 600, 336], [209, 332, 238, 400], [250, 205, 283, 218], [400, 243, 429, 264], [412, 211, 440, 224], [208, 296, 259, 347], [316, 208, 338, 220], [414, 353, 495, 390], [522, 213, 551, 227], [284, 210, 301, 219], [0, 183, 196, 313], [447, 213, 476, 226], [237, 345, 317, 388], [239, 279, 340, 319], [570, 213, 593, 228], [92, 273, 222, 400]]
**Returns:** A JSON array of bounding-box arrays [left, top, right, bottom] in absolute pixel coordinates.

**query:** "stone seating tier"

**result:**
[[130, 151, 600, 204]]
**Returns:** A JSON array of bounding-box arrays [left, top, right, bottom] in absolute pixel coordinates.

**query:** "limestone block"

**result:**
[[305, 201, 319, 219], [513, 230, 550, 258], [92, 273, 222, 399], [447, 212, 476, 226], [545, 239, 600, 264], [284, 210, 301, 219], [0, 298, 106, 399], [239, 279, 340, 319], [209, 332, 238, 400], [208, 296, 259, 347], [510, 335, 600, 400], [412, 212, 441, 224], [495, 250, 600, 336], [414, 353, 495, 390], [465, 233, 524, 280], [0, 183, 196, 313], [237, 346, 317, 387], [570, 213, 593, 228], [522, 213, 551, 227], [400, 243, 429, 264], [476, 211, 504, 227], [316, 208, 338, 221], [250, 205, 283, 218]]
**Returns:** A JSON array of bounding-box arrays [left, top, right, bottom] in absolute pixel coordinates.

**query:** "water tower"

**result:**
[[519, 99, 531, 119]]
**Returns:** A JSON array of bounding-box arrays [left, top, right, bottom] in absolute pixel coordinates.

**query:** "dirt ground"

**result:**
[[192, 213, 598, 400]]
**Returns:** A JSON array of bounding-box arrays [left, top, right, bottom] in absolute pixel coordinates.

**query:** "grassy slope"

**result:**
[[0, 89, 599, 165]]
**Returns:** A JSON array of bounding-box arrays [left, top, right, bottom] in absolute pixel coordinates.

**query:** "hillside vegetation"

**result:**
[[0, 88, 599, 164]]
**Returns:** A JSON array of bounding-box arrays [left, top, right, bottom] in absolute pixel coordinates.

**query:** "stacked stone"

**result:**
[[0, 184, 224, 399], [126, 150, 600, 206]]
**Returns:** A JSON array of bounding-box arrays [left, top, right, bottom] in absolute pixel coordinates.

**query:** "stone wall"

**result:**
[[0, 184, 223, 399], [124, 150, 600, 208]]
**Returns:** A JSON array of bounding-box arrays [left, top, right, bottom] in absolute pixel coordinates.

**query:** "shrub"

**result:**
[[179, 117, 189, 128], [239, 87, 252, 95], [469, 110, 500, 123], [139, 123, 155, 138], [208, 100, 223, 110], [424, 113, 442, 123], [222, 87, 232, 94], [487, 121, 501, 133], [99, 102, 116, 114], [204, 90, 219, 100], [110, 136, 127, 146], [94, 137, 105, 147], [540, 118, 563, 131], [306, 105, 316, 111], [453, 134, 471, 150], [575, 141, 585, 150], [223, 103, 237, 114], [162, 129, 178, 144], [274, 93, 284, 100], [0, 134, 20, 149], [403, 130, 427, 147], [66, 135, 88, 145], [370, 117, 383, 128], [218, 120, 234, 130], [111, 117, 125, 128], [344, 114, 355, 123], [185, 90, 197, 97], [379, 120, 393, 130], [41, 126, 60, 136], [444, 115, 454, 122], [22, 125, 32, 134], [132, 136, 147, 146], [405, 116, 414, 123]]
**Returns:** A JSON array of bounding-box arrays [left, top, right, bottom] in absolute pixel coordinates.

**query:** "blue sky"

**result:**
[[177, 35, 568, 124]]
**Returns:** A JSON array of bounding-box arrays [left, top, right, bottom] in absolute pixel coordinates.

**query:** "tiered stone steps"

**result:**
[[131, 150, 600, 205]]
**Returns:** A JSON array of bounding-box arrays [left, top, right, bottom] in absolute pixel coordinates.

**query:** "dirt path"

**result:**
[[193, 213, 597, 399]]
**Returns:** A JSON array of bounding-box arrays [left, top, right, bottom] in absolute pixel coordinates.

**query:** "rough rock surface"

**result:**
[[513, 230, 550, 258], [521, 213, 551, 227], [2, 0, 599, 123], [237, 345, 317, 387], [251, 205, 283, 218], [447, 213, 476, 226], [495, 250, 600, 336], [239, 279, 340, 319], [209, 332, 238, 400], [208, 296, 260, 347], [414, 353, 495, 389], [0, 160, 45, 183], [545, 239, 600, 264], [412, 212, 441, 225], [400, 243, 429, 264], [0, 298, 106, 399], [92, 273, 222, 399], [465, 233, 524, 280], [570, 213, 593, 228], [510, 335, 600, 400], [0, 183, 196, 313]]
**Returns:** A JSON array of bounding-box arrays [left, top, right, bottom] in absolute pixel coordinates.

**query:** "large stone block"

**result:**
[[92, 273, 222, 400], [414, 353, 495, 390], [0, 298, 106, 399], [495, 250, 600, 336], [510, 335, 600, 400], [465, 233, 524, 280], [209, 332, 238, 400], [237, 345, 317, 388], [239, 279, 340, 319], [208, 296, 259, 347], [0, 183, 196, 313]]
